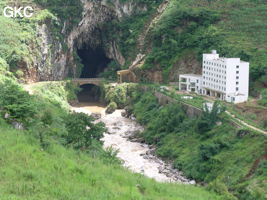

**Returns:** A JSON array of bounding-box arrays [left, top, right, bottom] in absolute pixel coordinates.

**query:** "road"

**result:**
[[225, 111, 267, 135]]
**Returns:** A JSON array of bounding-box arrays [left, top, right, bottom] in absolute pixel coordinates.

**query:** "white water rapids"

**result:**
[[72, 103, 195, 184]]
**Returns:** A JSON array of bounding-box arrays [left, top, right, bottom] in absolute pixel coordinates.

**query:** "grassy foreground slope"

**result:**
[[0, 122, 221, 200]]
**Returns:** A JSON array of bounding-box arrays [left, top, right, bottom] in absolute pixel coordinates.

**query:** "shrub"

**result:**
[[0, 57, 8, 72], [65, 112, 105, 149], [15, 69, 24, 79], [207, 179, 237, 200], [259, 89, 267, 106], [197, 101, 225, 134], [104, 83, 137, 108], [199, 139, 230, 161], [0, 79, 37, 126], [263, 120, 267, 129]]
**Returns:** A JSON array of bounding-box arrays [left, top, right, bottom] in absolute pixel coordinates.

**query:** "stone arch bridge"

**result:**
[[72, 78, 105, 86]]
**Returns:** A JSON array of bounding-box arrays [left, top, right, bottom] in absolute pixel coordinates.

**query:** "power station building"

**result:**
[[179, 50, 249, 104]]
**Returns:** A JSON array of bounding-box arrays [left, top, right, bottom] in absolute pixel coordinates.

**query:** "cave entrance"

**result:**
[[77, 47, 112, 78]]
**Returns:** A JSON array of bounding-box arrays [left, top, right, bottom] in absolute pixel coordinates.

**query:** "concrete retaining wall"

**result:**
[[154, 92, 202, 118]]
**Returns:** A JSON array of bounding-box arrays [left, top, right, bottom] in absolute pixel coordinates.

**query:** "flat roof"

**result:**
[[204, 54, 248, 63], [180, 74, 202, 78]]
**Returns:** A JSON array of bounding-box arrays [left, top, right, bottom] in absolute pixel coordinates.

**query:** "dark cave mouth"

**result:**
[[77, 84, 101, 103], [77, 47, 112, 78]]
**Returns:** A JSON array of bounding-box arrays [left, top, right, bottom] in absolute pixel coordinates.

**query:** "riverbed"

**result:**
[[72, 103, 194, 184]]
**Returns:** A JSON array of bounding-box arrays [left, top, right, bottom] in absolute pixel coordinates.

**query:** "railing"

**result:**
[[73, 78, 105, 81]]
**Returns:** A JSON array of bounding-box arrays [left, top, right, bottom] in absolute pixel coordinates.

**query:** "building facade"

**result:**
[[179, 74, 202, 94], [179, 50, 249, 104]]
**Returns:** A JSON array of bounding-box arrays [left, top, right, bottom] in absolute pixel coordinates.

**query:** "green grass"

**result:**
[[30, 81, 79, 110], [0, 75, 220, 199], [0, 122, 221, 200]]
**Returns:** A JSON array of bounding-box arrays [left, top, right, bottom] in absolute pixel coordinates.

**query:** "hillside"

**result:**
[[0, 122, 220, 200], [0, 70, 222, 199], [110, 0, 267, 94], [1, 0, 266, 94], [130, 89, 267, 200], [0, 0, 267, 199]]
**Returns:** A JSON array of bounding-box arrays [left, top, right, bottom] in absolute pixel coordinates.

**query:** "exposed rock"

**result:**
[[101, 109, 195, 184], [169, 52, 202, 82], [102, 0, 147, 18], [237, 129, 251, 138], [12, 121, 24, 130], [24, 0, 149, 81], [4, 113, 10, 119], [67, 0, 149, 75], [91, 112, 101, 120], [35, 23, 67, 81]]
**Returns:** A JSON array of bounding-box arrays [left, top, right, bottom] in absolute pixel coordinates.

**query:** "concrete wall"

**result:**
[[154, 92, 202, 118]]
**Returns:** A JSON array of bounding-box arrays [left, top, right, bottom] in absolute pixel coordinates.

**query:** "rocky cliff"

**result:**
[[26, 0, 151, 81]]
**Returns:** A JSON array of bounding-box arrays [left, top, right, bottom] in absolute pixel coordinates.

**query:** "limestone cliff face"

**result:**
[[169, 53, 202, 82], [26, 0, 146, 81], [35, 23, 67, 81], [24, 0, 202, 83], [67, 0, 148, 77], [23, 22, 68, 82]]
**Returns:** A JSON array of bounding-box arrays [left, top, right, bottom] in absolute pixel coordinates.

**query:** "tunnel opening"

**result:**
[[77, 46, 112, 78], [77, 84, 101, 103], [76, 84, 106, 113]]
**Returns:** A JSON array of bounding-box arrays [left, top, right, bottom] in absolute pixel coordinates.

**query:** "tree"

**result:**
[[65, 112, 105, 149], [0, 79, 37, 126], [197, 101, 225, 133]]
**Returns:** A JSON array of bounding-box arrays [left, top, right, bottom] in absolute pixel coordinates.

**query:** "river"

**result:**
[[71, 102, 194, 184]]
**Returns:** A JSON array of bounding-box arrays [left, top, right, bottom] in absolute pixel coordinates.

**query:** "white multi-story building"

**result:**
[[179, 50, 249, 104]]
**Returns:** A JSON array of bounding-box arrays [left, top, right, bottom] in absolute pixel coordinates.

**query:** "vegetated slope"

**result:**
[[0, 0, 83, 81], [0, 122, 223, 200], [112, 0, 266, 91], [130, 90, 267, 200], [0, 72, 220, 199]]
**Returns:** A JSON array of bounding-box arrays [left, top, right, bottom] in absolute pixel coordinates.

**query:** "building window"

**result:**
[[236, 65, 239, 68], [236, 82, 239, 85], [236, 71, 239, 74], [236, 76, 239, 79], [236, 87, 239, 91]]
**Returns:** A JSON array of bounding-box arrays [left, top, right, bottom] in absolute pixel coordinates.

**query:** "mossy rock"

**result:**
[[106, 102, 117, 114]]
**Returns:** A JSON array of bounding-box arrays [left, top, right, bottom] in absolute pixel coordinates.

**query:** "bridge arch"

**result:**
[[77, 83, 102, 103]]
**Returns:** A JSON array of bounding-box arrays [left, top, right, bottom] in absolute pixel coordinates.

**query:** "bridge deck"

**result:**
[[73, 78, 105, 81], [72, 78, 105, 86]]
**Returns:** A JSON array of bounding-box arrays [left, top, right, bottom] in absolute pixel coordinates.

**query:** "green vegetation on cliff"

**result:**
[[109, 0, 267, 92]]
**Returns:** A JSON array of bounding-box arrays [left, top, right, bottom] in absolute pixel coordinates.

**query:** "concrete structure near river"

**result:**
[[179, 50, 249, 104]]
